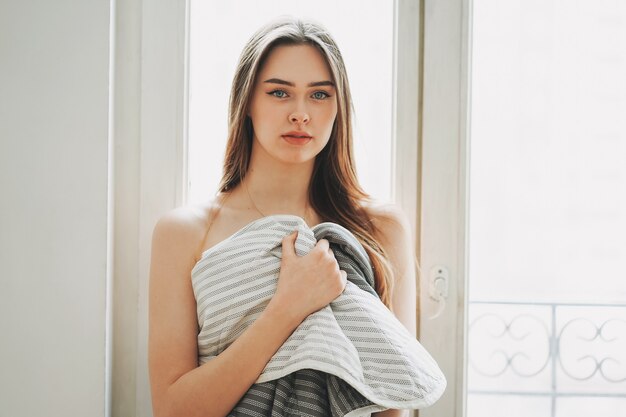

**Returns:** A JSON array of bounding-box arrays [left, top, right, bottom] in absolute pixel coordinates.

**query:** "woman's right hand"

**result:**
[[270, 231, 348, 322]]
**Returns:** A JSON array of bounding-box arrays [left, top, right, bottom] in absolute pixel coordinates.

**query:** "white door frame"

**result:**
[[418, 0, 472, 416], [111, 0, 189, 416]]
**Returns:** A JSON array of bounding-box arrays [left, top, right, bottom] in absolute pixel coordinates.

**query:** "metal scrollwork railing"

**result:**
[[469, 312, 551, 378], [468, 301, 626, 417], [558, 316, 626, 383]]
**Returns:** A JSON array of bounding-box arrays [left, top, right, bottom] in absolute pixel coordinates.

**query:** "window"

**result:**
[[419, 1, 626, 417], [467, 1, 626, 416]]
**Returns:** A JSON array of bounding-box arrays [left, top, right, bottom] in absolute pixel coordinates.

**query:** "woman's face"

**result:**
[[247, 44, 338, 165]]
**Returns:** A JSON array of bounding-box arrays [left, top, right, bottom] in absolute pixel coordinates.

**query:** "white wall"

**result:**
[[0, 1, 111, 416]]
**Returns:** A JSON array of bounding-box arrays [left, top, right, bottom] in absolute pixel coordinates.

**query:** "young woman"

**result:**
[[149, 17, 443, 417]]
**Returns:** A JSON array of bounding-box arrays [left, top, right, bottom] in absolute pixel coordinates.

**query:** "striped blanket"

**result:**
[[191, 215, 446, 416]]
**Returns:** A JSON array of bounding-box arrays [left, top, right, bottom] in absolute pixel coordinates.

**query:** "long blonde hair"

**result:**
[[218, 16, 395, 309]]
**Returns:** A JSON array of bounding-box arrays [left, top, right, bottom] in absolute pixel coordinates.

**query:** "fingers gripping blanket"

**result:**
[[191, 215, 446, 416]]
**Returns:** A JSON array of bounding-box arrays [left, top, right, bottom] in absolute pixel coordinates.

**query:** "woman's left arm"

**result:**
[[370, 204, 418, 417]]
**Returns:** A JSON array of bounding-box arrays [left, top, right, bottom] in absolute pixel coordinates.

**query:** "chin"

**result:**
[[272, 150, 319, 166]]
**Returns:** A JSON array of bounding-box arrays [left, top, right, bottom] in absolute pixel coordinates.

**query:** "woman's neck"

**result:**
[[243, 164, 312, 215], [231, 138, 321, 219]]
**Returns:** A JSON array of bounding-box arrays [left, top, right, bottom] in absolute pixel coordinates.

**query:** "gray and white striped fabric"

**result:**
[[191, 215, 446, 416]]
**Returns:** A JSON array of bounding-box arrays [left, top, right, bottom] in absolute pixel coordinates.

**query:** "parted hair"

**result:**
[[217, 16, 395, 309]]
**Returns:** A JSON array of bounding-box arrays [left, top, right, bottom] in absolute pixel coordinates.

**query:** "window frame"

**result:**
[[418, 0, 472, 417], [137, 0, 190, 412]]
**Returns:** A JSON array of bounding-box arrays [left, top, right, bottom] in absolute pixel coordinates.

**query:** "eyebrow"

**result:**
[[263, 78, 335, 88]]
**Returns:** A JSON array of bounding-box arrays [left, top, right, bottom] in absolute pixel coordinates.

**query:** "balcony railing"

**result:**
[[467, 301, 626, 417]]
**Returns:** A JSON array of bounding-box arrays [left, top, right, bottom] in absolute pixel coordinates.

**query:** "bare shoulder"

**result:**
[[362, 200, 413, 244], [151, 200, 218, 261], [362, 200, 416, 280]]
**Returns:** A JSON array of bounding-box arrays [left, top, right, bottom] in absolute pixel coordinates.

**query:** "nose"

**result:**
[[289, 110, 310, 124]]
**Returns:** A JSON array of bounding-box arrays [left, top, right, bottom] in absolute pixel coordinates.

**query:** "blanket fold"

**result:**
[[191, 215, 446, 416]]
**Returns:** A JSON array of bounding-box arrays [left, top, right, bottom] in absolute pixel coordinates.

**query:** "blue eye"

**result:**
[[269, 90, 288, 98], [312, 91, 331, 100]]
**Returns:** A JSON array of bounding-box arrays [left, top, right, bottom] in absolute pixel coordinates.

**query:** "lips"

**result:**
[[283, 136, 313, 145], [281, 130, 312, 145]]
